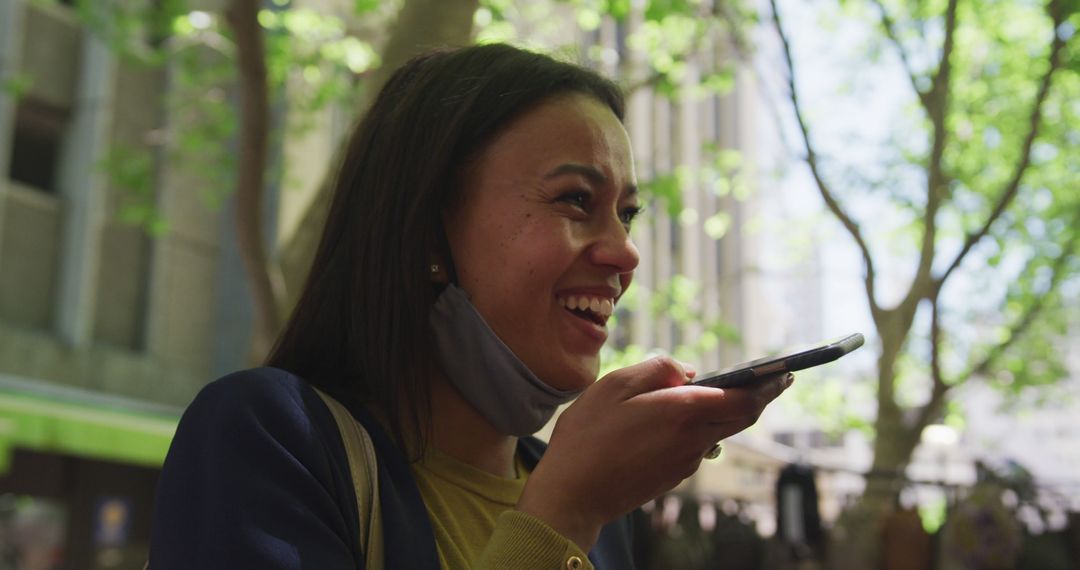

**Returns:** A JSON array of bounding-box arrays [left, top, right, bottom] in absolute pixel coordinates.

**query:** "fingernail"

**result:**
[[785, 373, 795, 388]]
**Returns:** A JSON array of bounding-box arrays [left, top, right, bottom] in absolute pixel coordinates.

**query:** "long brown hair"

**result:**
[[267, 44, 625, 451]]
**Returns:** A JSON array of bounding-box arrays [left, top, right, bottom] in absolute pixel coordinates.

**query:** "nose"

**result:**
[[589, 218, 640, 275]]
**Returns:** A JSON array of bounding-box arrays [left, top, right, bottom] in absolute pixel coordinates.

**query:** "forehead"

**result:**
[[466, 93, 635, 187]]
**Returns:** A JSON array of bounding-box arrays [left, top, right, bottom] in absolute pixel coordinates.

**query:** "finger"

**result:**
[[751, 372, 795, 404], [600, 356, 693, 398], [681, 372, 793, 425], [700, 417, 757, 444]]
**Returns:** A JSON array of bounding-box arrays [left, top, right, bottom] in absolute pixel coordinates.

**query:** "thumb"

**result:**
[[599, 356, 693, 399]]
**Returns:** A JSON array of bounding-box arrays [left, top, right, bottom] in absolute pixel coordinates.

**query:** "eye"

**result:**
[[620, 204, 644, 227], [556, 190, 591, 210]]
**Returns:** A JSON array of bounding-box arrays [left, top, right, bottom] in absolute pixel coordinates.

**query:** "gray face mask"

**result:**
[[429, 284, 584, 437]]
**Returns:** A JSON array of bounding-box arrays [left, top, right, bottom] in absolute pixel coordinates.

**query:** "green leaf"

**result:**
[[1057, 0, 1080, 20], [1, 73, 33, 98], [576, 7, 602, 31], [700, 70, 734, 94], [605, 0, 632, 20], [355, 0, 381, 14], [640, 171, 685, 215], [645, 0, 694, 21], [703, 212, 731, 239]]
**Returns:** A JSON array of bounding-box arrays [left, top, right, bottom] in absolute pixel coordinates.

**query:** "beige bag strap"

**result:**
[[314, 387, 384, 570]]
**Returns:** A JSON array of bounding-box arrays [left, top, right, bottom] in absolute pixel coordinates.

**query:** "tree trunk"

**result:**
[[227, 0, 281, 363], [829, 308, 924, 569], [278, 0, 479, 311]]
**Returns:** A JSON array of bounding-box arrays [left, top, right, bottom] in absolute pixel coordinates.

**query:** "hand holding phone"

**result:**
[[692, 333, 864, 389]]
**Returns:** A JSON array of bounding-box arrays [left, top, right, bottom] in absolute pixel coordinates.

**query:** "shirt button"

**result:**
[[566, 556, 583, 570]]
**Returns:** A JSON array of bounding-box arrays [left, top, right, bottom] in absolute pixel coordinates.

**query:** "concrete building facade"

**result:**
[[0, 1, 243, 567]]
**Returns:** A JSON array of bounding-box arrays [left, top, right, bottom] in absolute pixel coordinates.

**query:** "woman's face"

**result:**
[[444, 93, 641, 391]]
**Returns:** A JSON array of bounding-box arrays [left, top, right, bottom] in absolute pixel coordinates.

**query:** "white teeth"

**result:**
[[560, 295, 616, 318]]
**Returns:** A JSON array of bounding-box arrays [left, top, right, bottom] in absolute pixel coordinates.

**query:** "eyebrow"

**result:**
[[543, 163, 639, 197]]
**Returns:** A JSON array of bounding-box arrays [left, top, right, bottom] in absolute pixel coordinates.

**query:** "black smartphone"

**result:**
[[692, 333, 865, 389]]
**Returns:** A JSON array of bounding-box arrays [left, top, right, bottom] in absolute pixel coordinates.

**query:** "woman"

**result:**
[[149, 43, 793, 569]]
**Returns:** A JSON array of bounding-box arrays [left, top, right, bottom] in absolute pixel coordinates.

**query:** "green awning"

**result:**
[[0, 389, 179, 471]]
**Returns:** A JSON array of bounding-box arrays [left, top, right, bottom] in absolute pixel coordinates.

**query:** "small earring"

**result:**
[[431, 264, 440, 274]]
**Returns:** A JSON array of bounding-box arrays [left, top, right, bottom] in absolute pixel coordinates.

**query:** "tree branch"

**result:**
[[914, 293, 950, 430], [869, 0, 931, 110], [905, 0, 959, 312], [964, 218, 1080, 380], [227, 0, 283, 362], [937, 8, 1067, 286], [370, 0, 479, 98], [710, 0, 754, 61], [769, 0, 881, 319], [279, 0, 479, 312]]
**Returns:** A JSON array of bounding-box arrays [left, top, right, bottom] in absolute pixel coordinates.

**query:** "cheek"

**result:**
[[516, 244, 571, 291], [463, 215, 576, 314], [504, 221, 572, 275], [456, 221, 517, 286]]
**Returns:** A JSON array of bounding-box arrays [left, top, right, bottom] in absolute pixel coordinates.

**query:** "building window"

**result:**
[[8, 100, 67, 194], [774, 431, 796, 447]]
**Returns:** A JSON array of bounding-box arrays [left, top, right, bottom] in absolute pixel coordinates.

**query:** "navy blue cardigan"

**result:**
[[150, 368, 637, 569]]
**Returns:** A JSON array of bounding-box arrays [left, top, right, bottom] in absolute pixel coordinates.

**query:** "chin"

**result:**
[[542, 360, 600, 392]]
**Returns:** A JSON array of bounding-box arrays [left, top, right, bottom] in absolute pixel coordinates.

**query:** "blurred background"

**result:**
[[0, 0, 1077, 568]]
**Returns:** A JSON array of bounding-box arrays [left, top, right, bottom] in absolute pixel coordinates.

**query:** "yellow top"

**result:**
[[411, 447, 593, 570]]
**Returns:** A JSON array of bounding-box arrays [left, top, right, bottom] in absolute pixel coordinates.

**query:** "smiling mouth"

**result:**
[[558, 295, 614, 327]]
